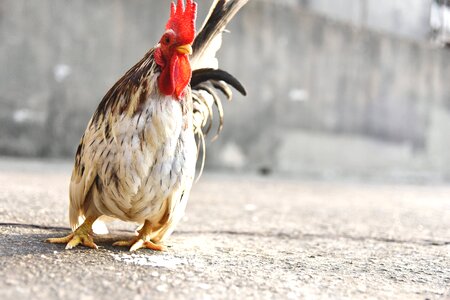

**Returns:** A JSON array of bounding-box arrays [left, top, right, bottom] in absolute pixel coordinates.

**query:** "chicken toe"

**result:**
[[113, 220, 165, 252], [46, 217, 98, 250]]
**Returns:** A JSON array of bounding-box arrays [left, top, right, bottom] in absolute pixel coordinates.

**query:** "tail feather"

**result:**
[[190, 0, 248, 179], [191, 0, 249, 70], [191, 68, 247, 96]]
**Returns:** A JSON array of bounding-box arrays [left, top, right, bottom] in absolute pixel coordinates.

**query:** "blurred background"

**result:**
[[1, 0, 450, 182]]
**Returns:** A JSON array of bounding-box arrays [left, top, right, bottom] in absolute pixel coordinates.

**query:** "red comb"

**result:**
[[165, 0, 197, 45]]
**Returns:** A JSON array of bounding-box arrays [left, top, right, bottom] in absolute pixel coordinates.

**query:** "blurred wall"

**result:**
[[1, 0, 450, 179], [300, 0, 431, 41]]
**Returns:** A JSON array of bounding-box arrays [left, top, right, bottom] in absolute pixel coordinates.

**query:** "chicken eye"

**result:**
[[164, 36, 171, 45]]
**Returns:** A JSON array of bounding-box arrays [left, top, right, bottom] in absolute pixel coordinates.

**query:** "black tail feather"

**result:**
[[192, 0, 227, 54], [191, 68, 247, 96]]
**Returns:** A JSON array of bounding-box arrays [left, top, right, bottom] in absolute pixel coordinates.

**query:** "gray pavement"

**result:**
[[0, 158, 449, 299]]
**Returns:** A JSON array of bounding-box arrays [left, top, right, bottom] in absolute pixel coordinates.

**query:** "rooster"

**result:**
[[46, 0, 248, 251]]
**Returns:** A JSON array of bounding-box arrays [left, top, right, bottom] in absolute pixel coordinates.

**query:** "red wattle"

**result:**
[[173, 54, 191, 99], [157, 53, 191, 100]]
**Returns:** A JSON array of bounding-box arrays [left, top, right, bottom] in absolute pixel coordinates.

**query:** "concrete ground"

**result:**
[[0, 158, 449, 300]]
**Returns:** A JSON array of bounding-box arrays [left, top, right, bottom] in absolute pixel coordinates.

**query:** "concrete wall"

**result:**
[[1, 0, 450, 179], [300, 0, 432, 41]]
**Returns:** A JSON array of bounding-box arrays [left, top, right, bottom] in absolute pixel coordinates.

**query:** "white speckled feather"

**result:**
[[69, 50, 196, 241]]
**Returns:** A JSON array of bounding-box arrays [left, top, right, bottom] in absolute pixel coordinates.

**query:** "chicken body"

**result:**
[[79, 94, 196, 233], [46, 0, 248, 251], [71, 70, 196, 243], [47, 48, 197, 250], [78, 87, 193, 234]]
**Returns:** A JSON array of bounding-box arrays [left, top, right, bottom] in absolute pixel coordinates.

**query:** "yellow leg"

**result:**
[[46, 217, 98, 250], [113, 220, 165, 252]]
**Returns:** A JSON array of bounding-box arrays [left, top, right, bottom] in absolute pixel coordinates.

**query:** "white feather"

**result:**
[[191, 32, 222, 70]]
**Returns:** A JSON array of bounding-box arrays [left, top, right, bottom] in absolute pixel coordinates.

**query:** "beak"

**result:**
[[176, 44, 193, 55]]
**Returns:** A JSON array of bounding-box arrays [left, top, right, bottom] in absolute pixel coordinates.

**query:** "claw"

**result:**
[[144, 241, 166, 251], [130, 239, 145, 252], [65, 235, 81, 249], [46, 233, 74, 244], [113, 238, 165, 252], [112, 240, 133, 247], [45, 217, 98, 250], [113, 220, 165, 252]]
